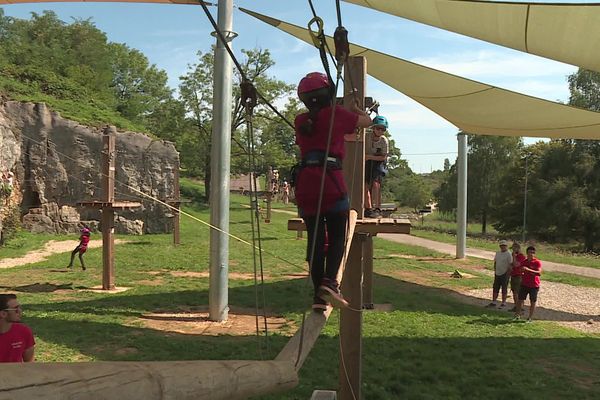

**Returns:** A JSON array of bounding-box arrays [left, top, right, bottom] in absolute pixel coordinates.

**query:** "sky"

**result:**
[[1, 0, 594, 173]]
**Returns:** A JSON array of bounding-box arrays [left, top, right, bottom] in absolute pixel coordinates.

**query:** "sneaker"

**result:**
[[318, 278, 349, 308], [66, 265, 73, 269], [525, 318, 533, 323], [81, 266, 86, 271], [364, 209, 376, 218], [499, 303, 506, 308], [312, 296, 330, 312], [513, 315, 521, 321], [485, 302, 497, 308]]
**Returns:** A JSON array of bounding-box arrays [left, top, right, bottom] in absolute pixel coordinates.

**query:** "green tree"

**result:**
[[178, 48, 294, 198], [467, 134, 522, 234], [109, 43, 172, 121]]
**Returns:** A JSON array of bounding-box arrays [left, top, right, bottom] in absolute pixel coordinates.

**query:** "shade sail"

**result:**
[[0, 0, 200, 4], [240, 8, 600, 140], [343, 0, 600, 73]]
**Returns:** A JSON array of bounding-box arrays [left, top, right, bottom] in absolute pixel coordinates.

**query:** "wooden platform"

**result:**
[[287, 217, 410, 235], [77, 201, 142, 209]]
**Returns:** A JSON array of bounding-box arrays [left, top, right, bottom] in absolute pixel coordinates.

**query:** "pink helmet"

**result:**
[[81, 227, 91, 235], [297, 72, 330, 95]]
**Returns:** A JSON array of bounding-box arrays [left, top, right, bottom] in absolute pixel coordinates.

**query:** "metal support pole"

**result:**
[[209, 0, 235, 322], [522, 155, 528, 244], [456, 132, 467, 259], [101, 126, 116, 290]]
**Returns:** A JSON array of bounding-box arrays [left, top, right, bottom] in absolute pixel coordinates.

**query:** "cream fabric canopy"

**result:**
[[344, 0, 600, 73], [0, 0, 199, 4], [240, 8, 600, 140]]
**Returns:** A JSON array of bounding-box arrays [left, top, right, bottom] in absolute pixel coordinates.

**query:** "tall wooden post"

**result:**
[[101, 127, 116, 290], [340, 56, 367, 400], [173, 162, 181, 245], [362, 235, 374, 309]]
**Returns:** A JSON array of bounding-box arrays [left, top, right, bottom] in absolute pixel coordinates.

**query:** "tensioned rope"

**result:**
[[17, 132, 307, 273]]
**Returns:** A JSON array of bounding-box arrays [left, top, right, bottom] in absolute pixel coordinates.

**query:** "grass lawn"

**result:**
[[1, 191, 599, 399]]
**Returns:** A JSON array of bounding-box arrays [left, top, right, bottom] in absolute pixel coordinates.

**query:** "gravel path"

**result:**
[[380, 233, 600, 279], [463, 282, 600, 334]]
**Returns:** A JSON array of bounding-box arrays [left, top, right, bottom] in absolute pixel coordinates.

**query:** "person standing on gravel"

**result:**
[[486, 240, 513, 308], [514, 246, 542, 322], [509, 242, 527, 312]]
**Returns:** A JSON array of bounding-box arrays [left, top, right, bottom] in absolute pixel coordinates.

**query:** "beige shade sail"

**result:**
[[343, 0, 600, 73], [0, 0, 200, 4], [240, 8, 600, 140]]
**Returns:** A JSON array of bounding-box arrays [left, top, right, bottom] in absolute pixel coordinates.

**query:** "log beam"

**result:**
[[0, 360, 297, 400]]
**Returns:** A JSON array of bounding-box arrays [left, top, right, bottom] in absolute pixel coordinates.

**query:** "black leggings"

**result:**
[[304, 211, 349, 292]]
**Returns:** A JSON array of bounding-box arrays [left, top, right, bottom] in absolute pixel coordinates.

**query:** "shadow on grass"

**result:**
[[0, 282, 74, 292]]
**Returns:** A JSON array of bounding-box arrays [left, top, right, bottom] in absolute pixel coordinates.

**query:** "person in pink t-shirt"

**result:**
[[294, 72, 371, 311], [0, 294, 35, 362], [509, 242, 527, 312], [514, 246, 542, 322], [67, 227, 91, 270]]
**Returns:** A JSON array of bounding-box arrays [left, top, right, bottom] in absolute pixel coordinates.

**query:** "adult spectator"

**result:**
[[0, 294, 35, 362], [486, 240, 512, 308], [509, 242, 526, 312], [514, 246, 542, 322], [364, 115, 389, 218]]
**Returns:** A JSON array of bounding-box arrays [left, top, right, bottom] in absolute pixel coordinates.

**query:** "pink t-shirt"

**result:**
[[294, 105, 359, 216], [521, 258, 542, 288], [0, 323, 35, 362], [511, 253, 527, 277]]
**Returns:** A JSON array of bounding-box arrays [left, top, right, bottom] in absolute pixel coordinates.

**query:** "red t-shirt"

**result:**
[[0, 323, 35, 362], [521, 257, 542, 288], [511, 253, 527, 277], [294, 105, 359, 216], [80, 234, 90, 248]]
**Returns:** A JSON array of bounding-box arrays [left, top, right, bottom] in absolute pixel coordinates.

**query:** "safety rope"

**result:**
[[241, 80, 271, 357]]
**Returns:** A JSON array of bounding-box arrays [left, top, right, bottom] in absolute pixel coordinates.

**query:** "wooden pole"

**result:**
[[0, 360, 297, 400], [277, 211, 357, 371], [339, 234, 364, 400], [173, 162, 181, 246], [101, 126, 116, 290], [363, 235, 374, 309], [340, 56, 367, 400]]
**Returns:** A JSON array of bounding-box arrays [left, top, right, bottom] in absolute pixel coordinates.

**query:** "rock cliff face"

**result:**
[[0, 101, 179, 235]]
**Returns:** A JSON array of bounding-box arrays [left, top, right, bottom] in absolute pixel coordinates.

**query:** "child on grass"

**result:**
[[67, 227, 91, 270]]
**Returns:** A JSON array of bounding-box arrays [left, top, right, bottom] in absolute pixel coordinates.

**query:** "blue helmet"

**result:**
[[372, 115, 388, 129]]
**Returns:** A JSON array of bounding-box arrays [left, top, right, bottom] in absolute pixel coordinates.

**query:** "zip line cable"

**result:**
[[197, 0, 295, 131], [17, 132, 307, 273]]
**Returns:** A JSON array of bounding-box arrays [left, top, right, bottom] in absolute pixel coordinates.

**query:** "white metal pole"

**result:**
[[209, 0, 234, 322], [456, 132, 468, 259]]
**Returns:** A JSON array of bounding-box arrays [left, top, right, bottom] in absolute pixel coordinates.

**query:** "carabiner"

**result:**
[[308, 16, 325, 48]]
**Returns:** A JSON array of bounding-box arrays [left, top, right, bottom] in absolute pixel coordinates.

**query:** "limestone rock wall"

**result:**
[[0, 101, 179, 234]]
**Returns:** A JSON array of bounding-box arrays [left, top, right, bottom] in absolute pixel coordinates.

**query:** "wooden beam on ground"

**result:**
[[0, 360, 298, 400], [288, 218, 411, 235], [276, 211, 358, 370]]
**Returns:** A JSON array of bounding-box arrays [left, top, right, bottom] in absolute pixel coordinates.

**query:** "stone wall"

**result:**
[[0, 101, 179, 235]]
